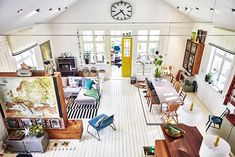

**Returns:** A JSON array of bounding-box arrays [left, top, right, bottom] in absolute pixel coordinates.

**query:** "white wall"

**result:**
[[6, 25, 56, 70], [0, 37, 8, 141], [192, 24, 235, 115], [50, 0, 193, 77]]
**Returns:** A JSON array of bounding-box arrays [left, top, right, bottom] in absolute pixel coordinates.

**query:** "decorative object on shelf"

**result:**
[[16, 69, 32, 77], [191, 32, 197, 42], [22, 128, 30, 137], [154, 55, 163, 78], [44, 60, 55, 75], [61, 52, 71, 58], [196, 30, 207, 44], [49, 119, 61, 129], [163, 123, 185, 138], [8, 130, 24, 140], [84, 53, 90, 64], [111, 1, 132, 20], [29, 124, 45, 137], [21, 119, 32, 128]]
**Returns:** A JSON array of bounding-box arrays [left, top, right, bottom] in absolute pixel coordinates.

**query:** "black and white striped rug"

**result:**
[[66, 98, 99, 119]]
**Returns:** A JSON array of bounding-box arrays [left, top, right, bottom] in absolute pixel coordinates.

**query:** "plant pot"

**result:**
[[205, 74, 209, 82], [85, 58, 89, 64]]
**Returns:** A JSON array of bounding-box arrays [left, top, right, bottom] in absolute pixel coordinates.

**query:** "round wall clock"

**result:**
[[111, 1, 132, 20]]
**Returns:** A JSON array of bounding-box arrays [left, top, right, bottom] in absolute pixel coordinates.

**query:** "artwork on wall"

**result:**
[[40, 40, 53, 62], [35, 118, 47, 128], [0, 77, 60, 118]]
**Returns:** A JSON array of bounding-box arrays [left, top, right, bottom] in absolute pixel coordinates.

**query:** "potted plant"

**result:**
[[29, 124, 45, 137], [205, 72, 213, 84], [154, 55, 163, 78]]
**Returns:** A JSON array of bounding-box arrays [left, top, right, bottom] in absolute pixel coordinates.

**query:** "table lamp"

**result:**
[[179, 102, 202, 126]]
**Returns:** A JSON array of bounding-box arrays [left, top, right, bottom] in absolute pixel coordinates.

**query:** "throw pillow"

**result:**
[[81, 78, 89, 86], [95, 116, 107, 127], [84, 80, 94, 90]]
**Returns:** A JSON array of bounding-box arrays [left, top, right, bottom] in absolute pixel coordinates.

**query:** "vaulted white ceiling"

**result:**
[[0, 0, 234, 34], [0, 0, 78, 33], [163, 0, 235, 31]]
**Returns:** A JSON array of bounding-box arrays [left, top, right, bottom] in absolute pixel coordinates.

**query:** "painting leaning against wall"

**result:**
[[0, 77, 60, 118], [40, 40, 53, 62]]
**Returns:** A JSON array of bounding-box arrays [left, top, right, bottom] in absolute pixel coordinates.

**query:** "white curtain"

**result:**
[[0, 41, 16, 72]]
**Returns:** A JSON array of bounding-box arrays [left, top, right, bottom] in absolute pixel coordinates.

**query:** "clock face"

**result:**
[[111, 1, 132, 20]]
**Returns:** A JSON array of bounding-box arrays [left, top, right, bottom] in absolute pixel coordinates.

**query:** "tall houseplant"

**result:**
[[154, 55, 163, 78]]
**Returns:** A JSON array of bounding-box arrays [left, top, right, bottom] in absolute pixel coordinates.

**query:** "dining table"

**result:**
[[150, 76, 183, 112]]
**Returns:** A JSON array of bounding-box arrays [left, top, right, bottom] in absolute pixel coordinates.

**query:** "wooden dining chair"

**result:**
[[179, 90, 187, 105], [148, 90, 160, 112], [146, 81, 157, 105], [173, 81, 183, 93], [161, 102, 180, 123], [170, 76, 176, 84]]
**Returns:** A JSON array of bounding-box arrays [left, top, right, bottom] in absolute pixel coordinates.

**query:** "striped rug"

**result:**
[[66, 98, 99, 119]]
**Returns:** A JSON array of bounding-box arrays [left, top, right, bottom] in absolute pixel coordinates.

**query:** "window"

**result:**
[[208, 46, 234, 93], [13, 48, 37, 69], [82, 30, 105, 64], [136, 30, 160, 63]]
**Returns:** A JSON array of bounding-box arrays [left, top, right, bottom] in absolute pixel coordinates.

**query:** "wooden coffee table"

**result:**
[[155, 124, 203, 157]]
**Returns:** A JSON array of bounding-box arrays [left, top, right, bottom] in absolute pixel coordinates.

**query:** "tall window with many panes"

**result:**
[[136, 30, 160, 63], [82, 30, 105, 64], [208, 46, 234, 93]]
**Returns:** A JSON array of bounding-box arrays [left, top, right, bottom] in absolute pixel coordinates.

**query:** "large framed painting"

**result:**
[[40, 40, 52, 61], [0, 77, 60, 118]]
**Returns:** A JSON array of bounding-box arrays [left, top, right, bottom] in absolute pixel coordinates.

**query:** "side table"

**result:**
[[6, 132, 49, 153]]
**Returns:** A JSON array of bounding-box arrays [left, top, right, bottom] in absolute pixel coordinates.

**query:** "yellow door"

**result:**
[[122, 37, 132, 77]]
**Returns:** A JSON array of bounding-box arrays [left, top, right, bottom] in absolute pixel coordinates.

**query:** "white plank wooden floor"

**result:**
[[5, 79, 230, 157]]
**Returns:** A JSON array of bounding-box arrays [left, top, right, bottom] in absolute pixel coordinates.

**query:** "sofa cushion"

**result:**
[[81, 78, 89, 86], [84, 79, 94, 90]]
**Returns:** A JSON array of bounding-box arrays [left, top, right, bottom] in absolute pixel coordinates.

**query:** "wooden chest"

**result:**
[[46, 120, 83, 139]]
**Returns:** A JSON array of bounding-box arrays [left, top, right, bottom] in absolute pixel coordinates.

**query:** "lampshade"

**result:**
[[178, 104, 202, 126], [199, 134, 230, 157]]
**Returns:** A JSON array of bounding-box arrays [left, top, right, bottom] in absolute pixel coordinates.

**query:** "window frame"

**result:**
[[81, 30, 106, 64], [208, 46, 234, 93], [13, 48, 37, 69], [136, 29, 160, 64]]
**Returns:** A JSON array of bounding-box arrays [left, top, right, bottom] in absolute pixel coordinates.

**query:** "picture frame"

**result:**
[[40, 40, 53, 62], [35, 118, 47, 128], [21, 118, 32, 128], [6, 118, 20, 129], [50, 119, 61, 128]]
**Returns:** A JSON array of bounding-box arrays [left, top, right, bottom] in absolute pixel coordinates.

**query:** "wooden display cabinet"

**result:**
[[182, 39, 205, 75], [224, 75, 235, 106]]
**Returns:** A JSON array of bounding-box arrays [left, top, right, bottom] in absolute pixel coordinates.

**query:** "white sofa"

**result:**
[[62, 76, 102, 107]]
